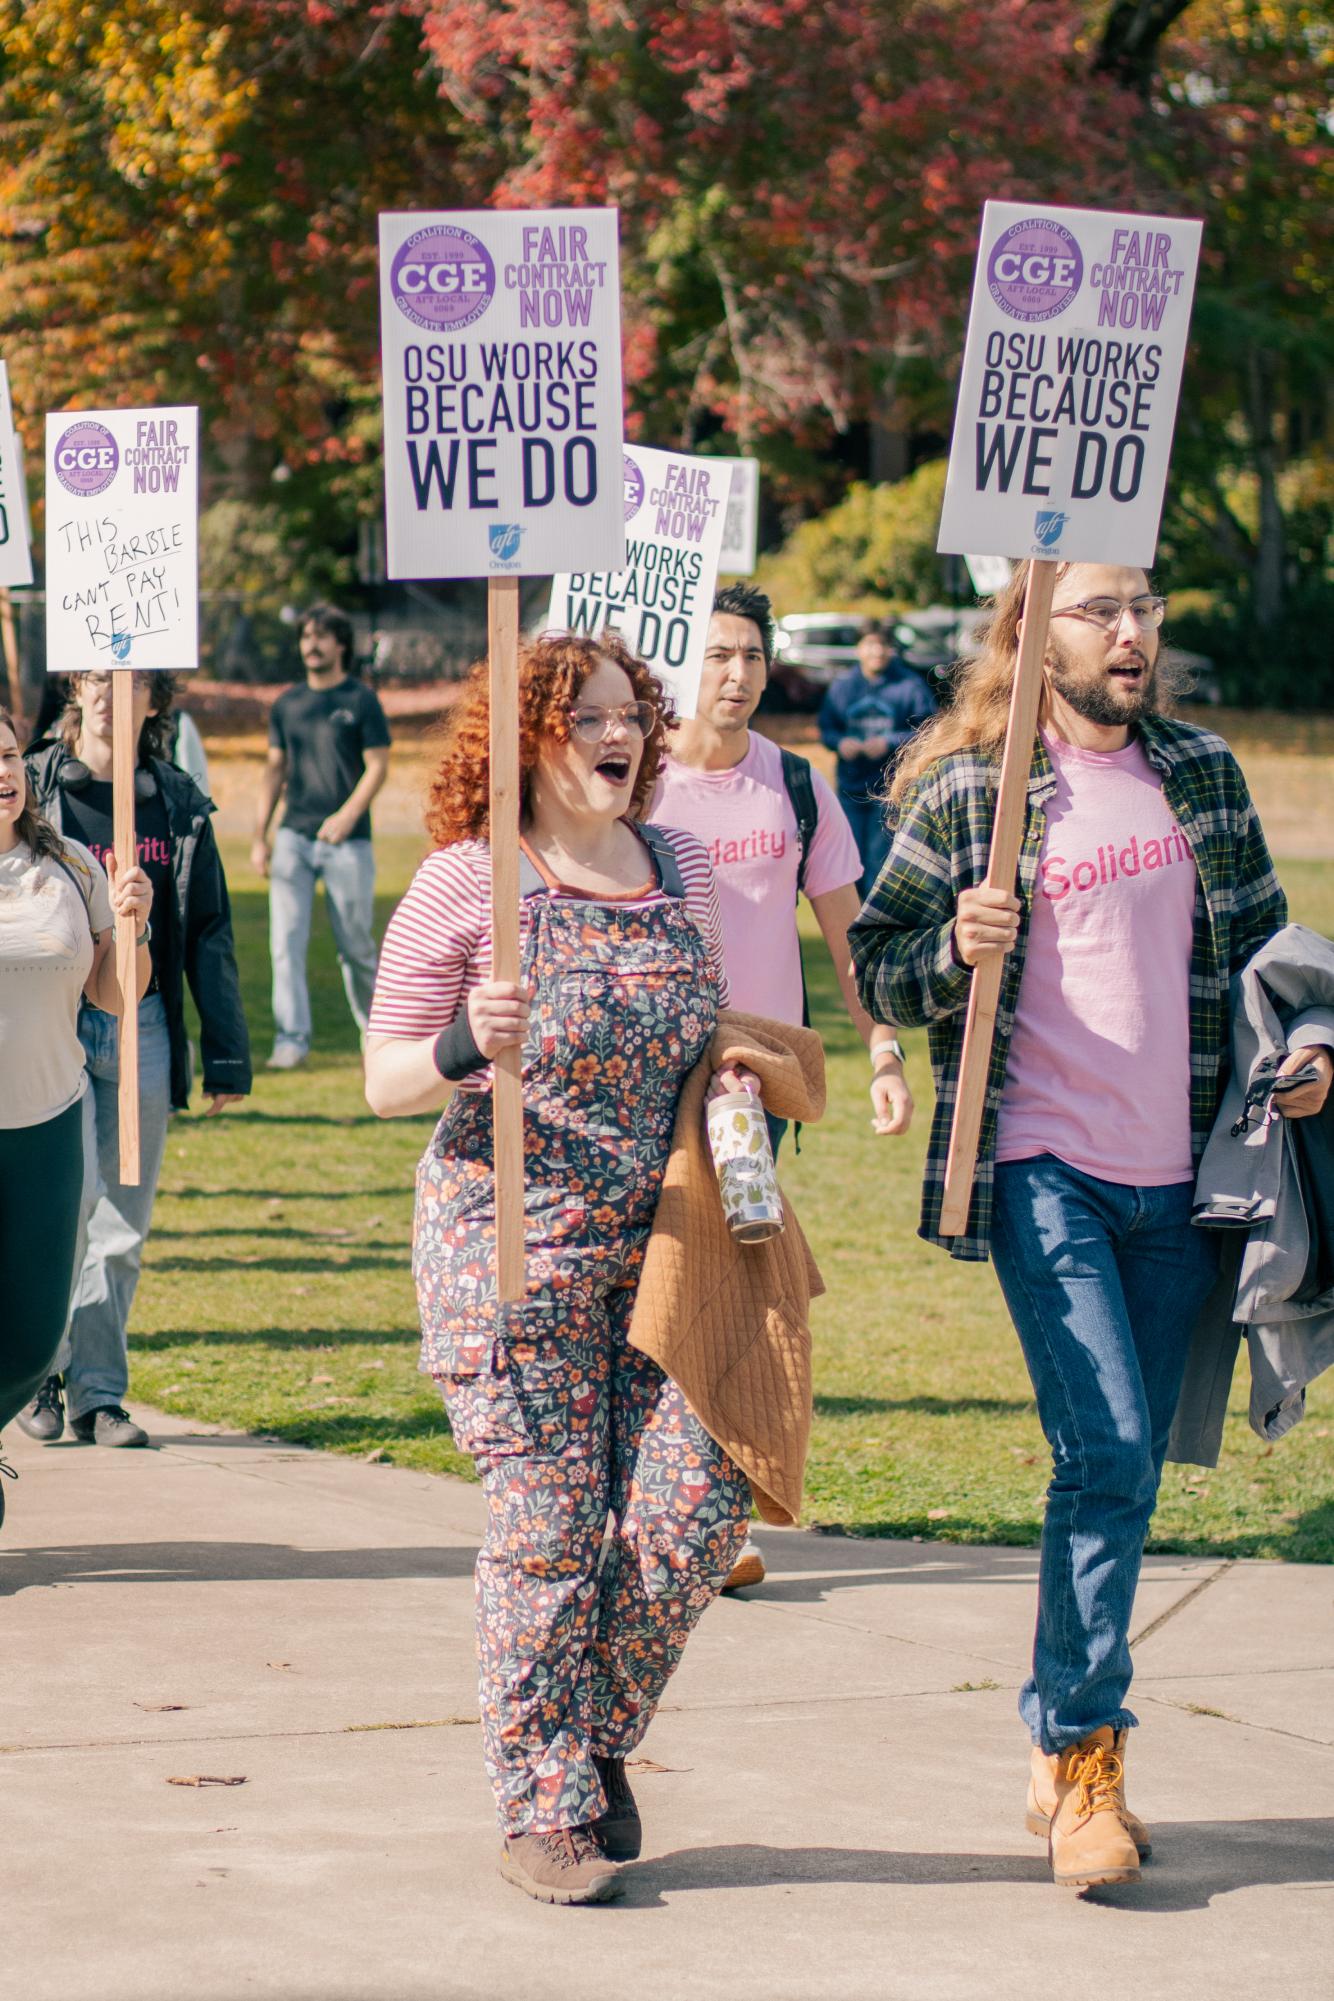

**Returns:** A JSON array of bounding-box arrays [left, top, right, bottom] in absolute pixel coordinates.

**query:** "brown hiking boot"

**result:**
[[1026, 1729, 1150, 1859], [499, 1825, 624, 1905], [591, 1754, 642, 1861], [1048, 1727, 1142, 1888]]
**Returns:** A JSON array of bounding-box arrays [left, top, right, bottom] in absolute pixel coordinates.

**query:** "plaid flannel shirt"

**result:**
[[849, 715, 1287, 1261]]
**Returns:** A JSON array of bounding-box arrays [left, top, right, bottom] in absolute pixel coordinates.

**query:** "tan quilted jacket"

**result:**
[[628, 1010, 826, 1527]]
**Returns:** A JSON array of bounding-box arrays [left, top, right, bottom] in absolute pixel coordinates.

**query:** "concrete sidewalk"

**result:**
[[4, 1408, 1331, 2001]]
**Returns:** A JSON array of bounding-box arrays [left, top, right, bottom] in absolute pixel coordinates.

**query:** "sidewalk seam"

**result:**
[[1128, 1558, 1234, 1651]]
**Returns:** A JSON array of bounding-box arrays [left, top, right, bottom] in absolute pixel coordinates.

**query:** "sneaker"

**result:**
[[265, 1045, 307, 1070], [0, 1451, 16, 1531], [1027, 1730, 1150, 1859], [1048, 1727, 1142, 1889], [591, 1755, 642, 1861], [70, 1406, 149, 1449], [16, 1375, 64, 1443], [499, 1826, 624, 1905], [722, 1536, 766, 1592]]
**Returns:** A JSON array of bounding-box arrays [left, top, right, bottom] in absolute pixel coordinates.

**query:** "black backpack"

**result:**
[[778, 746, 818, 899]]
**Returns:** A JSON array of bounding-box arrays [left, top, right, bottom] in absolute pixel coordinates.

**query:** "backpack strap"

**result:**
[[49, 843, 97, 938], [632, 822, 688, 900], [779, 747, 818, 899]]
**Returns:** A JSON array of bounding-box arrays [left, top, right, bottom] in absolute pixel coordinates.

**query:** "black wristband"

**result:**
[[432, 1012, 486, 1081]]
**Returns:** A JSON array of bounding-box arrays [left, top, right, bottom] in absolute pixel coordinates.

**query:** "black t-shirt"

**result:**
[[269, 678, 392, 842], [60, 775, 172, 992]]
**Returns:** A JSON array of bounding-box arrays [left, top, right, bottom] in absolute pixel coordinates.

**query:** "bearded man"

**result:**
[[850, 560, 1332, 1890]]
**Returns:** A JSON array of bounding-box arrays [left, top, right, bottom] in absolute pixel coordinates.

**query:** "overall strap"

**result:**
[[49, 845, 96, 937], [632, 822, 687, 900], [518, 850, 549, 900]]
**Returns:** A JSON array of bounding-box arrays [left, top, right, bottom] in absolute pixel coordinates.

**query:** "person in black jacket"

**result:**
[[19, 671, 251, 1448]]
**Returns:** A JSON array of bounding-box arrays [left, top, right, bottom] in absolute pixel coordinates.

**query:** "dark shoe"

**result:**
[[591, 1755, 642, 1861], [499, 1826, 624, 1905], [70, 1406, 148, 1449], [0, 1451, 15, 1530], [16, 1376, 64, 1443]]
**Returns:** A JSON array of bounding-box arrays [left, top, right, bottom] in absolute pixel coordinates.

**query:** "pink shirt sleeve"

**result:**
[[658, 826, 730, 1005], [368, 845, 489, 1038], [801, 768, 864, 899]]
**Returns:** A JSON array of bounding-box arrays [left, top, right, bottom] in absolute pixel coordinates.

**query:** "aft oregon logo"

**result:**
[[488, 523, 523, 562], [1033, 510, 1069, 550]]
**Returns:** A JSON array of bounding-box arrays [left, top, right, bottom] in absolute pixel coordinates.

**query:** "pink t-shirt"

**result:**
[[996, 732, 1198, 1185], [650, 733, 861, 1023]]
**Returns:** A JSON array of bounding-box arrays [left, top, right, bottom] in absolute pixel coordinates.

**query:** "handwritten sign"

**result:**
[[717, 457, 760, 575], [378, 208, 626, 580], [44, 405, 199, 672], [547, 443, 729, 719], [938, 202, 1201, 566], [0, 363, 33, 588]]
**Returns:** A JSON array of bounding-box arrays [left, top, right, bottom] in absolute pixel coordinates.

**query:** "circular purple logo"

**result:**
[[53, 419, 119, 497], [623, 454, 645, 522], [390, 224, 495, 332], [987, 218, 1083, 323]]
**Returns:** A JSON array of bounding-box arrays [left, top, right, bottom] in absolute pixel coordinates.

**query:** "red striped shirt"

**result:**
[[368, 829, 728, 1090]]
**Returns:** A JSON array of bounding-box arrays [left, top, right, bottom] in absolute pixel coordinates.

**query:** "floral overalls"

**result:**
[[413, 825, 751, 1836]]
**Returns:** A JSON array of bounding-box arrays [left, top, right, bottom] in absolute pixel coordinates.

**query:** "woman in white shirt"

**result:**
[[0, 708, 151, 1526]]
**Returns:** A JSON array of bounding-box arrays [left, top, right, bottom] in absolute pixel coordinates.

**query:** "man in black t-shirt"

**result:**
[[253, 604, 391, 1068]]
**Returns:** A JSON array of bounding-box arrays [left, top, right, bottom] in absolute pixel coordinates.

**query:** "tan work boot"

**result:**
[[499, 1826, 624, 1905], [1047, 1727, 1142, 1888], [1026, 1728, 1151, 1859]]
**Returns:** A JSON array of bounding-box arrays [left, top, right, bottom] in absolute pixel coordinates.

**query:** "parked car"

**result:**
[[768, 614, 869, 706]]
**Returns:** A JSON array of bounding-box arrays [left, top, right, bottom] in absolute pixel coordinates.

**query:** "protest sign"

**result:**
[[935, 203, 1201, 1237], [963, 552, 1012, 596], [45, 404, 199, 1185], [938, 201, 1201, 568], [718, 457, 760, 575], [378, 208, 626, 580], [547, 443, 729, 719], [44, 406, 199, 673], [0, 363, 33, 588]]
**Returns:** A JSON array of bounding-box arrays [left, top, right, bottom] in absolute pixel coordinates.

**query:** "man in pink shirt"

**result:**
[[851, 558, 1332, 1891], [652, 582, 913, 1591]]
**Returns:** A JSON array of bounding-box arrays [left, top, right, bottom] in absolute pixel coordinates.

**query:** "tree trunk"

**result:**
[[1095, 1, 1195, 93], [1246, 351, 1285, 631]]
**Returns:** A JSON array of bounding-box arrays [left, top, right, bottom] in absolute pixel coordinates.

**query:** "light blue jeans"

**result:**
[[990, 1155, 1219, 1754], [57, 995, 173, 1421], [269, 827, 378, 1056]]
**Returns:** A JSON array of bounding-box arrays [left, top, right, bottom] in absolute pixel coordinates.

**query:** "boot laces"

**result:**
[[1068, 1742, 1124, 1817], [537, 1825, 604, 1868], [34, 1377, 62, 1416]]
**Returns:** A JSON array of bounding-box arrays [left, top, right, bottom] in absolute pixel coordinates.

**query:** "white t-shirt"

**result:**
[[650, 732, 861, 1023], [0, 837, 113, 1129]]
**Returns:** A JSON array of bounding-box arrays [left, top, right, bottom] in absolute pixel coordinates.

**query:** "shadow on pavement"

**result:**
[[630, 1818, 1334, 1911], [0, 1540, 477, 1595]]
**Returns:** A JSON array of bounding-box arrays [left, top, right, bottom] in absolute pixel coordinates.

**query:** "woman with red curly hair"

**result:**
[[365, 632, 754, 1906]]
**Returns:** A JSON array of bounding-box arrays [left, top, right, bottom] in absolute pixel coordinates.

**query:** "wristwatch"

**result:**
[[872, 1037, 906, 1067]]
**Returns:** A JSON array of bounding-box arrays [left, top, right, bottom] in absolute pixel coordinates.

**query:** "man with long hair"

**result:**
[[850, 558, 1332, 1890]]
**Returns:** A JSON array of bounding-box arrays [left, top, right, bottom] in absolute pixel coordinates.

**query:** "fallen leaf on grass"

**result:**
[[167, 1775, 247, 1788], [927, 1507, 950, 1521], [364, 1448, 388, 1464], [308, 1226, 353, 1241], [309, 1374, 334, 1385]]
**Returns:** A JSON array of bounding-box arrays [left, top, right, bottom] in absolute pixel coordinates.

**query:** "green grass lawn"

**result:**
[[131, 836, 1334, 1561]]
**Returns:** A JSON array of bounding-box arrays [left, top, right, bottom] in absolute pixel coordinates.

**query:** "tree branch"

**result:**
[[1095, 0, 1195, 93]]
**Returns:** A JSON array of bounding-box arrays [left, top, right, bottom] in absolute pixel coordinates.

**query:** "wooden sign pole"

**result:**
[[0, 587, 17, 718], [487, 576, 525, 1303], [938, 557, 1057, 1237], [112, 671, 141, 1185]]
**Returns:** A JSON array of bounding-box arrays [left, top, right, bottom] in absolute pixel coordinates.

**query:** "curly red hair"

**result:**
[[426, 631, 672, 846]]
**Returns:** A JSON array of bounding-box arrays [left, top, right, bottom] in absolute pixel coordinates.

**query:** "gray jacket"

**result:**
[[1169, 923, 1334, 1466]]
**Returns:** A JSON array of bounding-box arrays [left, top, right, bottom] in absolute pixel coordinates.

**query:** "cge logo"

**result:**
[[987, 218, 1083, 324], [54, 418, 120, 497], [391, 224, 495, 333]]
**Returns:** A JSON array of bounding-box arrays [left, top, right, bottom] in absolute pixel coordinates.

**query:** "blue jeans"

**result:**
[[838, 792, 892, 900], [56, 995, 173, 1421], [269, 827, 378, 1056], [990, 1156, 1219, 1753]]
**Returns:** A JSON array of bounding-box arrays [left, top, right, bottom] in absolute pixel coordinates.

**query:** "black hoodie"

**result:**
[[25, 738, 252, 1111]]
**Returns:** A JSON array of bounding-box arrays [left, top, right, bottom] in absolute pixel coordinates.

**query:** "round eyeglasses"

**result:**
[[1050, 595, 1167, 631], [566, 701, 659, 744]]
